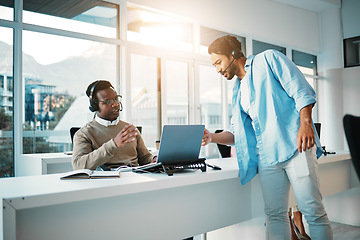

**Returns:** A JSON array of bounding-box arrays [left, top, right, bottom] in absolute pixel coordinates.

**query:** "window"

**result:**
[[165, 60, 189, 125], [292, 50, 317, 75], [22, 24, 117, 154], [199, 65, 222, 131], [292, 50, 318, 90], [130, 54, 159, 148], [0, 1, 13, 21], [23, 1, 118, 38], [344, 36, 360, 68], [0, 26, 13, 177], [7, 76, 12, 91], [127, 5, 192, 52], [253, 40, 286, 55], [0, 75, 4, 88]]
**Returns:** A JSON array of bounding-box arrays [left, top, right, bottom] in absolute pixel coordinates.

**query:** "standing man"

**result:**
[[72, 80, 155, 170], [202, 36, 332, 239]]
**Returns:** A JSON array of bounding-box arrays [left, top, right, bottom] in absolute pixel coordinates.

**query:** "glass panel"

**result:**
[[199, 65, 222, 132], [292, 50, 317, 75], [0, 0, 13, 21], [253, 40, 286, 55], [0, 26, 13, 177], [22, 31, 116, 153], [200, 27, 246, 56], [23, 1, 118, 38], [127, 5, 192, 52], [130, 54, 158, 148], [199, 64, 222, 159], [344, 36, 360, 68], [166, 60, 188, 125], [227, 78, 235, 125]]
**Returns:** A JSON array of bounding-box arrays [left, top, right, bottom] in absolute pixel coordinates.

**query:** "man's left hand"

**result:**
[[297, 123, 315, 153]]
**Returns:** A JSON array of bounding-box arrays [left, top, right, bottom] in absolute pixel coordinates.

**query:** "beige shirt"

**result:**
[[72, 119, 153, 170]]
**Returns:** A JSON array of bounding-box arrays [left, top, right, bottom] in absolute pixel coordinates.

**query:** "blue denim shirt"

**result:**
[[230, 50, 322, 185]]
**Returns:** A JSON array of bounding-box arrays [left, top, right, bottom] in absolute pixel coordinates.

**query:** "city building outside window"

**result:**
[[0, 26, 13, 177]]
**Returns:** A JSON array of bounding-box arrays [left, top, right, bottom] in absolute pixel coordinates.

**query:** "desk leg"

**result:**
[[201, 233, 207, 240], [42, 160, 48, 175], [3, 200, 16, 240]]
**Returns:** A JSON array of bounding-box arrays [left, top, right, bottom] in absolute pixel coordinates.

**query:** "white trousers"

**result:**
[[258, 147, 333, 240]]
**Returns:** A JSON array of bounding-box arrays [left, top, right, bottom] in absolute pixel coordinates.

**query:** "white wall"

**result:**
[[317, 7, 344, 150], [317, 1, 360, 151], [130, 0, 320, 53], [342, 0, 360, 38]]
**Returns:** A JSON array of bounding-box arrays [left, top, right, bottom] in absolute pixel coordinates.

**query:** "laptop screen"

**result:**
[[157, 125, 205, 164]]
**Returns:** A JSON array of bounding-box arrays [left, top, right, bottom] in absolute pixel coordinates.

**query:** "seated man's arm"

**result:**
[[72, 129, 118, 170]]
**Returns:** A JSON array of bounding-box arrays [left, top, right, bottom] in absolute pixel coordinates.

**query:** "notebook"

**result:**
[[133, 125, 205, 174]]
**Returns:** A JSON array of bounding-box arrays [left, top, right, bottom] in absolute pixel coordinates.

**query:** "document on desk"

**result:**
[[60, 169, 120, 179]]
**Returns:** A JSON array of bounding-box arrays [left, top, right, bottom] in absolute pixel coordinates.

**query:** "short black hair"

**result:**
[[86, 80, 114, 103], [208, 35, 244, 58]]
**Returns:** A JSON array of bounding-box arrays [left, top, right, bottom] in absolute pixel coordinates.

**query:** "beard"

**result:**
[[225, 64, 236, 80]]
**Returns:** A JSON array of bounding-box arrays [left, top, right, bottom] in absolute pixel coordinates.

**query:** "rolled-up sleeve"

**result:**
[[266, 50, 316, 112]]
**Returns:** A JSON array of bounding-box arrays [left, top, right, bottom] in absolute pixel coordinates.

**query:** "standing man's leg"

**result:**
[[286, 147, 333, 240], [259, 160, 291, 240]]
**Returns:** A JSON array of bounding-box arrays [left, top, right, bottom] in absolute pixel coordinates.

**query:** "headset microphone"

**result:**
[[221, 57, 236, 75]]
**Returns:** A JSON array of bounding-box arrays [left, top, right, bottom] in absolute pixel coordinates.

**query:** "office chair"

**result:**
[[70, 127, 81, 144], [215, 130, 231, 158], [314, 123, 321, 138], [343, 114, 360, 180], [136, 126, 142, 134]]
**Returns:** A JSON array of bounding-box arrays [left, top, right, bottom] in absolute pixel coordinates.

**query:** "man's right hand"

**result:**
[[113, 124, 138, 148], [202, 128, 212, 146]]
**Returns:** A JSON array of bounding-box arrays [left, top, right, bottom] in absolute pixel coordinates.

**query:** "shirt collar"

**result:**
[[95, 115, 120, 127], [244, 55, 255, 72]]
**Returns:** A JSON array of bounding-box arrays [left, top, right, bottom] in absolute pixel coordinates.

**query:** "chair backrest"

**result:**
[[343, 114, 360, 180], [136, 126, 142, 134], [70, 127, 81, 144], [314, 123, 321, 139], [215, 129, 231, 158]]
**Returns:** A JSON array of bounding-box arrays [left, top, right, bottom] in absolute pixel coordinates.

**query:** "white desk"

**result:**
[[2, 152, 354, 240], [2, 158, 252, 240], [17, 153, 73, 176]]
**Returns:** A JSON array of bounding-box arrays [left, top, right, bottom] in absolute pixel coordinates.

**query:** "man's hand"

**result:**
[[297, 123, 315, 153], [297, 105, 315, 153], [202, 128, 212, 146], [113, 124, 138, 148]]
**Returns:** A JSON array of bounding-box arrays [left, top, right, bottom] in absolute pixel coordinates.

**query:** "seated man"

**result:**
[[72, 80, 155, 170]]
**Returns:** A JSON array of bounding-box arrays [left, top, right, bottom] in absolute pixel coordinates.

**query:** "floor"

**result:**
[[193, 220, 360, 240], [331, 221, 360, 240]]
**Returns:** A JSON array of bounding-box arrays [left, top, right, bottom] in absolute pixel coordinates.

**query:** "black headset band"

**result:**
[[89, 81, 100, 112], [225, 36, 242, 59]]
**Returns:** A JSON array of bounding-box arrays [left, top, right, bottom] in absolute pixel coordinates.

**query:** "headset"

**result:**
[[225, 36, 242, 59], [89, 81, 100, 112], [220, 36, 243, 75], [89, 81, 124, 112]]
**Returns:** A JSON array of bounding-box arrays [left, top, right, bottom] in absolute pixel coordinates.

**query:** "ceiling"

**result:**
[[0, 0, 116, 18], [271, 0, 341, 12]]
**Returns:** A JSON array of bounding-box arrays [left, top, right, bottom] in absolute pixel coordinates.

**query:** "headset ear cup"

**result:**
[[232, 49, 242, 59], [89, 100, 98, 112], [226, 36, 242, 59]]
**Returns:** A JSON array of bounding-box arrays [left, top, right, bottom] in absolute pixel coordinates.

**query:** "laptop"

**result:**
[[133, 125, 205, 175]]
